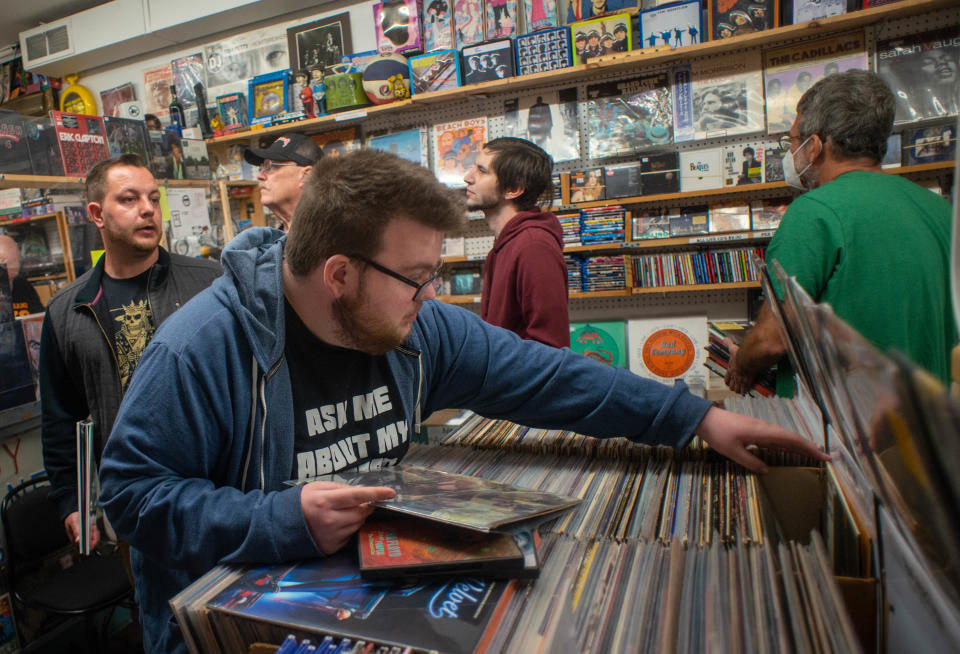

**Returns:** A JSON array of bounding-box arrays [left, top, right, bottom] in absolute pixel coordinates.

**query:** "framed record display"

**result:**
[[462, 40, 516, 84], [709, 0, 776, 41], [408, 50, 460, 94], [876, 27, 960, 124], [570, 13, 632, 65], [286, 13, 352, 73], [516, 27, 571, 75], [585, 73, 673, 160], [639, 1, 701, 50], [763, 31, 867, 133], [501, 88, 579, 163]]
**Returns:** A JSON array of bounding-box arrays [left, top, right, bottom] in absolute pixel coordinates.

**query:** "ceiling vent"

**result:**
[[21, 20, 73, 68]]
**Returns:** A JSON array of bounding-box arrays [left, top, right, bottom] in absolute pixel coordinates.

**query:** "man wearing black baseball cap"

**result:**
[[245, 133, 323, 231]]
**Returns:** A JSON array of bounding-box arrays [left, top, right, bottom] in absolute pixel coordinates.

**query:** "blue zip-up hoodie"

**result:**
[[100, 228, 711, 654]]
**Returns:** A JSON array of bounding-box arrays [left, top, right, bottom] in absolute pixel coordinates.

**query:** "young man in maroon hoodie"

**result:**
[[463, 137, 569, 348]]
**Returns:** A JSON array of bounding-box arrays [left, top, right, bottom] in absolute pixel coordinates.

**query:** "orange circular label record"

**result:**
[[641, 329, 695, 378]]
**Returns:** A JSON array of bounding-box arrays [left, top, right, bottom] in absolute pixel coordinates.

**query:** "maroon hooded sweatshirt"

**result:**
[[480, 208, 570, 348]]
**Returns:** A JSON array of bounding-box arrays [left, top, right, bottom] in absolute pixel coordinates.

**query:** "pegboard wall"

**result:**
[[286, 4, 958, 324]]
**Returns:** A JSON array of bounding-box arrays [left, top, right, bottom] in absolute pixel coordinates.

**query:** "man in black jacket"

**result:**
[[39, 153, 221, 549]]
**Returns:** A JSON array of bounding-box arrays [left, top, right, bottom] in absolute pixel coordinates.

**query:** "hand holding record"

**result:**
[[300, 481, 396, 555]]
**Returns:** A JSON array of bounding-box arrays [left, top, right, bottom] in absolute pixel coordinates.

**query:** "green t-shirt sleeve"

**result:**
[[765, 195, 844, 303]]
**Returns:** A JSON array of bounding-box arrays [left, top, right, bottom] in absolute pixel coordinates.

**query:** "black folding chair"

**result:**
[[0, 474, 132, 653]]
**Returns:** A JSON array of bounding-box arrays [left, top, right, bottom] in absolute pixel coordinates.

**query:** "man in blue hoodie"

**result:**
[[100, 149, 825, 654]]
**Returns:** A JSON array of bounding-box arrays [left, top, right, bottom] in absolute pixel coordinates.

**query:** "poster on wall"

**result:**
[[143, 64, 174, 119], [204, 26, 290, 100]]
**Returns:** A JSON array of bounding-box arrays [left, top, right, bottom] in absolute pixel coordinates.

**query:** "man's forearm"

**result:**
[[725, 302, 788, 393]]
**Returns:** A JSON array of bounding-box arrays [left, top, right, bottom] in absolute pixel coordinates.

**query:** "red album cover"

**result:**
[[50, 111, 110, 177], [358, 518, 525, 580]]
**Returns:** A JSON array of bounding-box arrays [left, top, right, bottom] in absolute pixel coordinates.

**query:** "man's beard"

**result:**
[[103, 219, 161, 255], [332, 284, 408, 355], [466, 191, 501, 213]]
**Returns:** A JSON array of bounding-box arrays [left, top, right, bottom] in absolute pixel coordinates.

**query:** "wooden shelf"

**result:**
[[438, 295, 481, 304], [203, 0, 954, 148], [0, 174, 212, 189], [0, 212, 61, 226], [632, 281, 761, 294], [568, 161, 955, 211], [569, 289, 630, 299]]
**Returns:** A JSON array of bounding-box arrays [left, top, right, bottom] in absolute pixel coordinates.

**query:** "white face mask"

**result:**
[[782, 135, 814, 190]]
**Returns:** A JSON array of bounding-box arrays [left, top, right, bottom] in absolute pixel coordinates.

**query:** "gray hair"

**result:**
[[796, 69, 895, 163]]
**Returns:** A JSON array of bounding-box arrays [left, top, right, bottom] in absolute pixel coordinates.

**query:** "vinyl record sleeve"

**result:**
[[570, 320, 627, 367], [358, 517, 527, 580], [206, 552, 508, 654], [585, 73, 673, 159], [709, 0, 776, 41], [432, 117, 487, 187], [628, 316, 708, 384], [763, 31, 867, 133], [722, 141, 764, 186], [367, 128, 428, 165], [639, 1, 701, 50], [103, 116, 152, 162], [679, 148, 723, 192], [302, 464, 581, 532], [50, 111, 110, 177], [876, 27, 960, 124], [0, 111, 32, 175], [691, 51, 765, 140], [502, 88, 579, 163]]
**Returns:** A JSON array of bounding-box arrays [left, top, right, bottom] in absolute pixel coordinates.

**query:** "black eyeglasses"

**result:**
[[351, 255, 443, 301]]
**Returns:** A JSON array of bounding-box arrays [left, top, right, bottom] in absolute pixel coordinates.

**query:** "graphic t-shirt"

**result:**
[[285, 301, 408, 482], [100, 269, 155, 392]]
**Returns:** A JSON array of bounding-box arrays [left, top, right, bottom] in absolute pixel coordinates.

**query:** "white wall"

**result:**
[[76, 0, 378, 116]]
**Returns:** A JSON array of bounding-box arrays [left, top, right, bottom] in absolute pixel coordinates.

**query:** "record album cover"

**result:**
[[143, 64, 174, 119], [764, 144, 785, 182], [206, 553, 508, 654], [358, 518, 526, 580], [99, 83, 136, 118], [722, 142, 764, 186], [603, 162, 643, 199], [876, 27, 960, 124], [903, 124, 956, 166], [568, 167, 604, 202], [750, 197, 789, 230], [432, 117, 487, 186], [462, 40, 516, 84], [670, 205, 709, 236], [502, 88, 579, 163], [171, 53, 205, 107], [23, 116, 64, 176], [628, 316, 708, 385], [708, 200, 751, 232], [570, 320, 627, 367], [367, 128, 427, 166], [316, 464, 581, 532], [640, 151, 680, 194], [640, 1, 701, 50], [0, 110, 32, 174], [632, 209, 671, 240], [691, 51, 765, 140], [409, 50, 461, 94], [51, 111, 110, 177], [585, 73, 673, 159], [312, 126, 363, 158], [763, 31, 867, 133], [792, 0, 846, 23], [103, 116, 152, 162]]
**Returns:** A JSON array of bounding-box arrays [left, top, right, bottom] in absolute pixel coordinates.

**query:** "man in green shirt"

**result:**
[[726, 70, 956, 396]]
